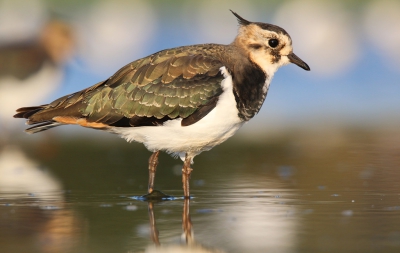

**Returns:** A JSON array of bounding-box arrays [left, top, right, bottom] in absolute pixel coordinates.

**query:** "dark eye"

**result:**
[[268, 39, 279, 48]]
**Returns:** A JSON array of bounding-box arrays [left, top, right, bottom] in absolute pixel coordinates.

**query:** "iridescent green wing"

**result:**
[[81, 48, 224, 127]]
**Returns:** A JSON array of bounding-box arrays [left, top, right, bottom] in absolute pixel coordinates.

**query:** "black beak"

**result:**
[[288, 52, 310, 71]]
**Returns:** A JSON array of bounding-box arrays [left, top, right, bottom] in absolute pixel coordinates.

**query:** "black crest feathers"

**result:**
[[230, 10, 251, 26]]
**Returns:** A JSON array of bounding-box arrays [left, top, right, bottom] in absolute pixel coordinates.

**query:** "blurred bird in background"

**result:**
[[0, 1, 74, 204], [0, 19, 74, 141]]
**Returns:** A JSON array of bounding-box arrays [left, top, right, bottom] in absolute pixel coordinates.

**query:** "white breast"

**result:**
[[112, 67, 244, 161]]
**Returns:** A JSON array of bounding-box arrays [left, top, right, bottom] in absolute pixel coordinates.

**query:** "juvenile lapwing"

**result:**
[[14, 11, 310, 198]]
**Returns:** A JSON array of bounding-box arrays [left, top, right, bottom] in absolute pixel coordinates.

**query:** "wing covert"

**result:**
[[81, 52, 225, 127]]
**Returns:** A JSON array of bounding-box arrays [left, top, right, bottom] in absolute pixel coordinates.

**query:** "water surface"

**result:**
[[1, 132, 399, 252]]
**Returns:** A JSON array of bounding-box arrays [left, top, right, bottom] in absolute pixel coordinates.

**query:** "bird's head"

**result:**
[[231, 10, 310, 75]]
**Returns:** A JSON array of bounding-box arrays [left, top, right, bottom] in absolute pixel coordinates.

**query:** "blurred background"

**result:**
[[0, 0, 399, 138], [1, 1, 400, 252]]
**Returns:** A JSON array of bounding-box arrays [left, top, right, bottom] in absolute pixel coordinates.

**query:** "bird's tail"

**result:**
[[13, 93, 90, 133], [14, 106, 63, 134], [14, 80, 107, 134]]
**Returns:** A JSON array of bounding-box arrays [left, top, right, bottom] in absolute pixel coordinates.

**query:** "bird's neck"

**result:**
[[204, 44, 271, 121], [231, 60, 269, 121]]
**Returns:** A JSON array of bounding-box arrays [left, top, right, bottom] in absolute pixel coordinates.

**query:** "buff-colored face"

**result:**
[[235, 23, 309, 75]]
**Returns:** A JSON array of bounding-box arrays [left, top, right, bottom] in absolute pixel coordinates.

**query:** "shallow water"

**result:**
[[1, 133, 400, 252]]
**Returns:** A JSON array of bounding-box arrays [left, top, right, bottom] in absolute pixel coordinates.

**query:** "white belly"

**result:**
[[111, 67, 244, 161]]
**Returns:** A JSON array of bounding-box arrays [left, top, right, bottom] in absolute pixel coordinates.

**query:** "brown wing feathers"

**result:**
[[14, 45, 225, 133], [13, 79, 110, 134], [82, 54, 223, 125]]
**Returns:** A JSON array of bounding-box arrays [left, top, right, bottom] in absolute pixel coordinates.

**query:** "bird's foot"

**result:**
[[132, 190, 175, 201]]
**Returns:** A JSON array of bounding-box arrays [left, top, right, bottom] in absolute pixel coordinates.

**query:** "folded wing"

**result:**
[[14, 46, 225, 133]]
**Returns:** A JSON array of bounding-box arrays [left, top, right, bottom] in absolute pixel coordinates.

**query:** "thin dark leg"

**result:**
[[148, 151, 160, 194], [182, 154, 193, 199], [147, 202, 160, 246], [182, 198, 193, 244]]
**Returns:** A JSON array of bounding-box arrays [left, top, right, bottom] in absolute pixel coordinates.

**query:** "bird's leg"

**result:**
[[182, 154, 193, 199], [182, 198, 194, 244], [147, 202, 160, 246], [148, 151, 160, 194]]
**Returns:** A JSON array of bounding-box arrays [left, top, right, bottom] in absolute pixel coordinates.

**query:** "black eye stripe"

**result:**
[[249, 43, 262, 50]]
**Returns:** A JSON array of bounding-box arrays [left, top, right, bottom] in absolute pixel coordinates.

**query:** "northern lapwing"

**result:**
[[0, 20, 74, 131], [14, 11, 310, 198]]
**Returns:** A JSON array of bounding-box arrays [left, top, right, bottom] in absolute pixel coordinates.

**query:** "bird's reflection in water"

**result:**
[[141, 199, 225, 253]]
